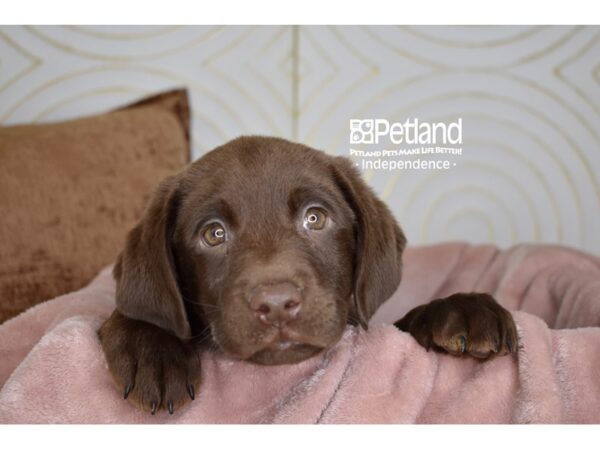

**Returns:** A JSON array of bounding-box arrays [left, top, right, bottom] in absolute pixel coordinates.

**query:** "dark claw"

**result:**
[[459, 336, 466, 353], [123, 383, 132, 399], [187, 384, 195, 400], [168, 401, 174, 415], [150, 401, 157, 415], [507, 341, 513, 353]]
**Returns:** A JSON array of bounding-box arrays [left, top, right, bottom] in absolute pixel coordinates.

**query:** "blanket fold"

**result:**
[[1, 243, 599, 423]]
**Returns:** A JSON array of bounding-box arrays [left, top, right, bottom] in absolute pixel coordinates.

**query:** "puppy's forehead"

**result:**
[[214, 137, 331, 177], [188, 137, 337, 211]]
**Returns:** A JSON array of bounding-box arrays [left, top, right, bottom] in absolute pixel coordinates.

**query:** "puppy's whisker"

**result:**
[[189, 320, 217, 342], [197, 331, 215, 346], [183, 298, 221, 311]]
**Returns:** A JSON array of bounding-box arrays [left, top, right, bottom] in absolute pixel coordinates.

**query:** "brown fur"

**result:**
[[99, 136, 517, 415]]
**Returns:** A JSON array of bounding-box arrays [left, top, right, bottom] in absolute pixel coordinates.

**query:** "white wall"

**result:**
[[1, 25, 599, 252]]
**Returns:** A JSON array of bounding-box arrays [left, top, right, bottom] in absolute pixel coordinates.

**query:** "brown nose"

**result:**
[[249, 282, 302, 326]]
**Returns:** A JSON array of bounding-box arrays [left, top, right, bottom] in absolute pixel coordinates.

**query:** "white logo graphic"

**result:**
[[350, 119, 375, 144]]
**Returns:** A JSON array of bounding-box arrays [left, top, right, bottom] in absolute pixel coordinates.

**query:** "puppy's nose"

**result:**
[[249, 282, 302, 326]]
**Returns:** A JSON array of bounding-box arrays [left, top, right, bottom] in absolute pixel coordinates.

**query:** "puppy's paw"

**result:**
[[394, 292, 518, 359], [98, 311, 201, 415]]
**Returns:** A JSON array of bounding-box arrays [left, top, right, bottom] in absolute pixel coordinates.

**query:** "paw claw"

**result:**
[[168, 401, 174, 415], [150, 401, 157, 415], [187, 384, 195, 400], [459, 336, 466, 353], [123, 383, 133, 399]]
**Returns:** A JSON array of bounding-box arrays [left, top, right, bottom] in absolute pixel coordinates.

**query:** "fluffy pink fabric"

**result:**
[[1, 243, 599, 423]]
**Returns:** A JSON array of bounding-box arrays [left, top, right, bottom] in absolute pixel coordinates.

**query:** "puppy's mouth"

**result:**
[[248, 329, 326, 365], [212, 323, 330, 365], [268, 339, 304, 351], [250, 342, 324, 365]]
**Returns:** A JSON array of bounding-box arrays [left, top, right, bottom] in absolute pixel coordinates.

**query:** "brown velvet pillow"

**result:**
[[0, 89, 191, 323]]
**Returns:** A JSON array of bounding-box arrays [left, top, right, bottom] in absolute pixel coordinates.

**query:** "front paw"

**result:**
[[98, 311, 201, 415], [394, 293, 518, 359]]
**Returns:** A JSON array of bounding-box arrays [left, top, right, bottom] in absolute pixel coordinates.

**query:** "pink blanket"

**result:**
[[1, 243, 599, 423]]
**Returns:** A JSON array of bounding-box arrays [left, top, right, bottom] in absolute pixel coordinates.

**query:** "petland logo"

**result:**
[[350, 118, 463, 145], [349, 118, 464, 171]]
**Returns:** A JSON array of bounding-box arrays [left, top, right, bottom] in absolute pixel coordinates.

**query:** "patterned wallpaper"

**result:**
[[1, 25, 599, 252]]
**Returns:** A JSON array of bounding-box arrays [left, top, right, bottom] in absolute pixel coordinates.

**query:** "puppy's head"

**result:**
[[114, 136, 405, 365]]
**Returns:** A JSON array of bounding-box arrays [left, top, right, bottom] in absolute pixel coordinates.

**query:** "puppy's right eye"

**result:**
[[202, 223, 228, 247]]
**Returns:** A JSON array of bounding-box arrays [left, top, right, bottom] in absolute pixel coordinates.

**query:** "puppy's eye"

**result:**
[[202, 223, 228, 246], [303, 207, 328, 230]]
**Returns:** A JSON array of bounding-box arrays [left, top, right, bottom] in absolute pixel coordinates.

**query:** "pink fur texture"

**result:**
[[0, 243, 599, 423]]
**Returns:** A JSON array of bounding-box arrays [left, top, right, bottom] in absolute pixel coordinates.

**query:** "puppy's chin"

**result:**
[[211, 313, 348, 365], [248, 343, 324, 365]]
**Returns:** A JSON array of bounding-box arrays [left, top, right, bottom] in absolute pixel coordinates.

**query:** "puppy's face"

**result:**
[[115, 136, 406, 365], [174, 140, 357, 364]]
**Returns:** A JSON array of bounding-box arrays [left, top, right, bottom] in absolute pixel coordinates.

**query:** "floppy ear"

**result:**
[[113, 175, 191, 340], [331, 157, 406, 329]]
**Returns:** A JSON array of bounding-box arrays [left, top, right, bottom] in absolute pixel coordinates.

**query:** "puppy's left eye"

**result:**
[[303, 207, 328, 230], [202, 223, 228, 246]]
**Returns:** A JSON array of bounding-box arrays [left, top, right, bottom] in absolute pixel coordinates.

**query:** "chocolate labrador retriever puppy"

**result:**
[[99, 136, 517, 415]]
